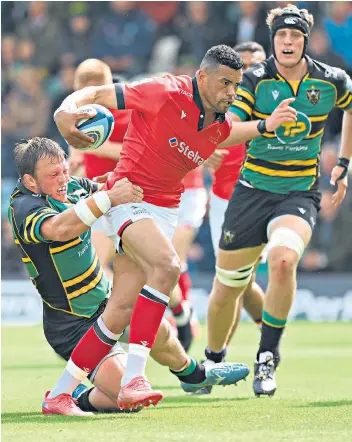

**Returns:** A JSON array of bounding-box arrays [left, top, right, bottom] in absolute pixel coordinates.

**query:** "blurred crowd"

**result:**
[[2, 1, 352, 277]]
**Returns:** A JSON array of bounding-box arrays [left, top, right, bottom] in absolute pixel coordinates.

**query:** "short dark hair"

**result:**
[[14, 137, 66, 178], [200, 45, 244, 72], [234, 41, 266, 55]]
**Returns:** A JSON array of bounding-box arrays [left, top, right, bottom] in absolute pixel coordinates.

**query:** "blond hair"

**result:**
[[266, 4, 314, 30], [74, 58, 113, 90]]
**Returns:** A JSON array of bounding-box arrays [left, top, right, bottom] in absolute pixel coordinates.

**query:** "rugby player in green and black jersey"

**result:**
[[203, 4, 352, 396], [9, 137, 250, 416]]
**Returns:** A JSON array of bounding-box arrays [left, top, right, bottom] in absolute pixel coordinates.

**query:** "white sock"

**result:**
[[48, 359, 88, 398], [121, 344, 151, 387]]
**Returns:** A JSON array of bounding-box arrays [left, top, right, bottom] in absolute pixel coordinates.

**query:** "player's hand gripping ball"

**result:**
[[75, 104, 115, 151]]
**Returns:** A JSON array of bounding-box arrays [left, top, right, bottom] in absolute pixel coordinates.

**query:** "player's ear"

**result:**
[[23, 173, 37, 192], [197, 69, 208, 85]]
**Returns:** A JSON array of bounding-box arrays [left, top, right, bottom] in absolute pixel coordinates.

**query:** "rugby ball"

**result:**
[[75, 104, 115, 151]]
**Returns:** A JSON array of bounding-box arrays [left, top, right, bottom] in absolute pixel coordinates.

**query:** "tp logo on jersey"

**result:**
[[169, 137, 178, 148], [275, 111, 311, 144]]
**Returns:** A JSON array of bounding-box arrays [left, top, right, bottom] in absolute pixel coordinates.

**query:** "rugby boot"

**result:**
[[253, 351, 277, 397], [42, 391, 94, 416], [117, 376, 163, 409], [181, 361, 249, 393], [190, 359, 216, 395]]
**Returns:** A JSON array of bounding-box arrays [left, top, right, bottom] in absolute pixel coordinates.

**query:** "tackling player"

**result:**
[[204, 5, 352, 396], [9, 137, 249, 415]]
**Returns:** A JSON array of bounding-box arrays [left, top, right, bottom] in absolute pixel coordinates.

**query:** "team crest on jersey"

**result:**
[[306, 86, 321, 105], [208, 128, 222, 144], [222, 229, 235, 245], [169, 137, 178, 148]]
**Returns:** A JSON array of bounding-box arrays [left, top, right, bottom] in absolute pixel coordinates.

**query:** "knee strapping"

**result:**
[[216, 262, 256, 288], [267, 227, 305, 258]]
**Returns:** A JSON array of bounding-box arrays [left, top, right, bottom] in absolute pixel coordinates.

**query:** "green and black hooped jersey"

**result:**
[[8, 177, 110, 318], [230, 56, 352, 194]]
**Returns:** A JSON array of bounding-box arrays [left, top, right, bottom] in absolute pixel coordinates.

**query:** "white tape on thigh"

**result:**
[[215, 262, 256, 288], [267, 227, 305, 258]]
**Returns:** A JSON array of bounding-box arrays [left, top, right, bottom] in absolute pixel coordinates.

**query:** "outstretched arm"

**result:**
[[219, 98, 297, 147], [330, 109, 352, 207]]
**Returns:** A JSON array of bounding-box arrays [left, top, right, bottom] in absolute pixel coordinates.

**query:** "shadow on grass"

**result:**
[[2, 398, 250, 423], [1, 411, 110, 425], [160, 395, 250, 407], [295, 400, 352, 408]]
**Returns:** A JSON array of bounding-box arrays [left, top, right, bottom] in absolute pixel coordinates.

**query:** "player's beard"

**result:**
[[216, 101, 231, 113]]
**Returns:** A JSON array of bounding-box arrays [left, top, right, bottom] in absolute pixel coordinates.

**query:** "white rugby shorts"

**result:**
[[209, 191, 229, 255], [103, 202, 179, 254], [178, 188, 207, 230]]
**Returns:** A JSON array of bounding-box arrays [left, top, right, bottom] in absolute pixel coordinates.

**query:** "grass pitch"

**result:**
[[2, 322, 352, 441]]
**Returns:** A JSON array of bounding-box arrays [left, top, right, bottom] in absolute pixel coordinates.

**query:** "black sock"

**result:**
[[170, 357, 206, 383], [257, 322, 285, 360], [77, 388, 98, 412], [205, 346, 227, 363]]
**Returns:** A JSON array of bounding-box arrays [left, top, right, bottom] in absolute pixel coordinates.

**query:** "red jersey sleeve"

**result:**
[[115, 76, 175, 116]]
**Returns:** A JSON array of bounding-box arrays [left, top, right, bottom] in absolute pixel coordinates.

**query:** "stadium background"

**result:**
[[2, 1, 352, 325]]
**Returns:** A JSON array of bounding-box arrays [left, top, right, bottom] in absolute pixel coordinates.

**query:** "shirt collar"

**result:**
[[267, 55, 314, 79], [192, 75, 226, 124]]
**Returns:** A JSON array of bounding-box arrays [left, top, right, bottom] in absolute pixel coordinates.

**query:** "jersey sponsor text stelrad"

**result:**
[[169, 137, 205, 166]]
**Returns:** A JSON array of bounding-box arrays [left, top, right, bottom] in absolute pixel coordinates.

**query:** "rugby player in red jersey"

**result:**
[[55, 44, 289, 408]]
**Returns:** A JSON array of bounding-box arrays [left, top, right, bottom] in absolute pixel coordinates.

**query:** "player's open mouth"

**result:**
[[57, 186, 67, 195], [282, 49, 294, 55]]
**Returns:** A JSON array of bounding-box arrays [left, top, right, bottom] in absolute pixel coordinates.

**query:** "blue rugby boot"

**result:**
[[181, 362, 250, 393]]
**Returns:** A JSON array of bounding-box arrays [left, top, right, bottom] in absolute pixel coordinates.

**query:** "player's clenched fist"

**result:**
[[266, 98, 297, 132], [107, 177, 143, 205]]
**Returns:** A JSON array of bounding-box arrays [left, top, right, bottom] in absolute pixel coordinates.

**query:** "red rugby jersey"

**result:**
[[83, 109, 131, 180], [212, 143, 246, 200], [106, 75, 232, 207]]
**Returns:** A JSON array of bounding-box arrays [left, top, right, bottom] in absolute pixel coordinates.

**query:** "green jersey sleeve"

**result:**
[[10, 196, 58, 244], [230, 71, 257, 121], [335, 71, 352, 111], [72, 177, 100, 195]]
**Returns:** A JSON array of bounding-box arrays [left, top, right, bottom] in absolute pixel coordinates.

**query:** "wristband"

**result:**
[[257, 119, 267, 134], [92, 191, 111, 213], [74, 199, 97, 226], [53, 95, 78, 120], [336, 157, 350, 181]]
